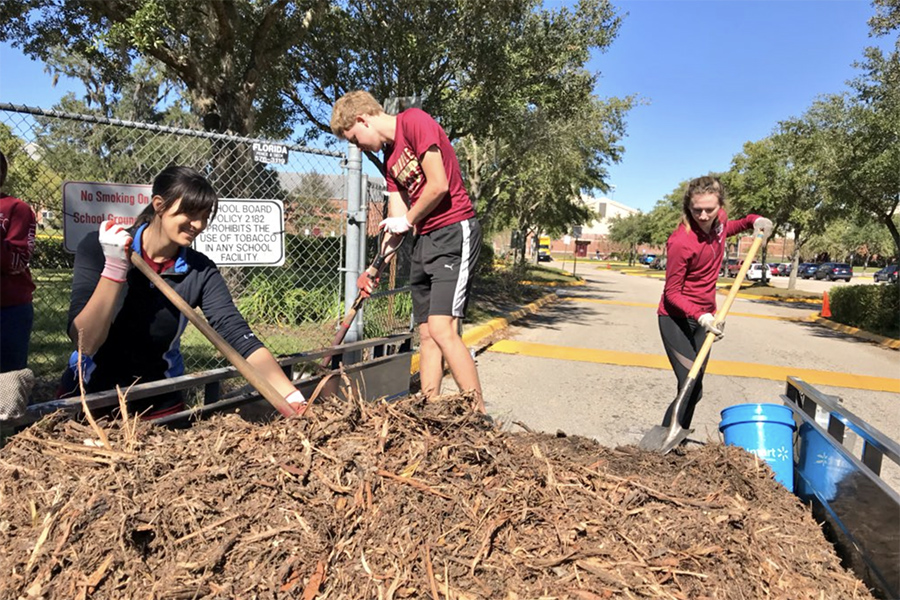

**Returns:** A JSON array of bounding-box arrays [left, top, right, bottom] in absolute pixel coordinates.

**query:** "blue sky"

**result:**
[[591, 0, 888, 211], [0, 1, 890, 212]]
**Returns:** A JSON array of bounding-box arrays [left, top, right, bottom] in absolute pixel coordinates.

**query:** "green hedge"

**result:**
[[32, 235, 74, 269], [830, 283, 900, 339]]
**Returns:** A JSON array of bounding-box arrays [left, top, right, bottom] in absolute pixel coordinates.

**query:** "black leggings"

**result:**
[[658, 314, 711, 428]]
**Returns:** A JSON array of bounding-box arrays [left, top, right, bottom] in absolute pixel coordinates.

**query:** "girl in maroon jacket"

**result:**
[[0, 151, 37, 372], [657, 176, 771, 431]]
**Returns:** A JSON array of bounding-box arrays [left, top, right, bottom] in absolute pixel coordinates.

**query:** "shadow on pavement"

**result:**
[[796, 320, 895, 348]]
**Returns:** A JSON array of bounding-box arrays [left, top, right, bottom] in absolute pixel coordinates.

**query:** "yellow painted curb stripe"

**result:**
[[518, 280, 586, 287], [566, 298, 811, 322], [810, 315, 900, 350], [409, 292, 560, 374], [720, 289, 821, 304], [486, 340, 900, 393]]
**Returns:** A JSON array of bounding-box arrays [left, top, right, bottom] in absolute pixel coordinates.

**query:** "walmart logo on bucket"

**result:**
[[748, 445, 791, 463]]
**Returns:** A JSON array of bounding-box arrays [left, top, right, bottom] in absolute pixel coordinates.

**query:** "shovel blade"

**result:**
[[638, 424, 694, 454]]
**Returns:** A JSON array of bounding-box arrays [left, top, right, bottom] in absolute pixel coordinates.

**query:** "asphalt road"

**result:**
[[448, 264, 900, 488]]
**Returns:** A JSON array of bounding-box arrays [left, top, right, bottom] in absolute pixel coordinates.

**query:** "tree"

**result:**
[[3, 1, 622, 148], [462, 94, 632, 241], [607, 212, 650, 266], [289, 0, 623, 153], [645, 185, 684, 250], [803, 89, 900, 257], [868, 0, 900, 38], [0, 124, 60, 224], [284, 172, 338, 235], [725, 130, 830, 289], [2, 0, 317, 137], [802, 0, 900, 257]]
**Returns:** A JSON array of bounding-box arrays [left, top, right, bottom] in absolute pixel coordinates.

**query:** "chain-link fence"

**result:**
[[1, 103, 415, 401], [360, 177, 415, 340]]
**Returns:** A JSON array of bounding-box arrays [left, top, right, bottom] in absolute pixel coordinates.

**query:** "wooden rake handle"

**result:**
[[685, 232, 766, 381], [130, 253, 297, 418]]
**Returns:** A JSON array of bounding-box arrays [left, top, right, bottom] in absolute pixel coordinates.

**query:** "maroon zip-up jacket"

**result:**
[[0, 194, 36, 308], [658, 209, 759, 320]]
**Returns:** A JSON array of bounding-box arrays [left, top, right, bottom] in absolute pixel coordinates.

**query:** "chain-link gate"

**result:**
[[0, 103, 370, 399]]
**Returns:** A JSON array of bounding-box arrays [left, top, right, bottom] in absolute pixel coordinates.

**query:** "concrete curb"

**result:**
[[807, 314, 900, 350], [409, 291, 561, 374]]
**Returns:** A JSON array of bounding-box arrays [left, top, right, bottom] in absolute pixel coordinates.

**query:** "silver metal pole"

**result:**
[[344, 144, 363, 345], [354, 174, 369, 341]]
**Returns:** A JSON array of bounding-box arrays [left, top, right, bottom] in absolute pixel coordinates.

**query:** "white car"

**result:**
[[746, 262, 765, 281]]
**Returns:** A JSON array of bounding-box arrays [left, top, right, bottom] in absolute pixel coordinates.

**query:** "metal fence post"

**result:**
[[356, 174, 369, 341], [344, 144, 364, 350]]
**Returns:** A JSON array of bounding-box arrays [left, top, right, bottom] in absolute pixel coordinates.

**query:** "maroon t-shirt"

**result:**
[[658, 210, 759, 320], [0, 194, 36, 308], [385, 108, 475, 235]]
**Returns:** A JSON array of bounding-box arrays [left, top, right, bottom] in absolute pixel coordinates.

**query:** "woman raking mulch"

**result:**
[[0, 393, 874, 599]]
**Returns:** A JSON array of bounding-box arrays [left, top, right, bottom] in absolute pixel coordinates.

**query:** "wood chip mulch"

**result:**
[[0, 393, 874, 599]]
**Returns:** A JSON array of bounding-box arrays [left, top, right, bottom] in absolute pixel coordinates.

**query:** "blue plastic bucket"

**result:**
[[719, 403, 796, 491], [795, 421, 853, 502]]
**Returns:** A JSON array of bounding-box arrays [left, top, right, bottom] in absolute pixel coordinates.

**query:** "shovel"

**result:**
[[319, 232, 405, 369], [130, 253, 299, 418], [639, 230, 767, 454]]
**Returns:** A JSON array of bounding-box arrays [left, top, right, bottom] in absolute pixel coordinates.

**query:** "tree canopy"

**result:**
[[2, 0, 623, 146]]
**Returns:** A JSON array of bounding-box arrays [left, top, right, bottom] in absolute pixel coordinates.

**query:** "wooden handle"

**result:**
[[130, 253, 297, 418], [715, 233, 765, 324], [685, 232, 766, 380]]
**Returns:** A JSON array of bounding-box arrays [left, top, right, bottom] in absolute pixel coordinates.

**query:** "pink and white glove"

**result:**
[[99, 220, 133, 283], [286, 390, 307, 413], [378, 215, 412, 234]]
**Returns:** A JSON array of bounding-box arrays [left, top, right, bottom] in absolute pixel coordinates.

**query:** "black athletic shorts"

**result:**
[[410, 218, 482, 324]]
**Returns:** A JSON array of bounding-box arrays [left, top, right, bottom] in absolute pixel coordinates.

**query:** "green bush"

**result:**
[[830, 283, 900, 339], [475, 240, 495, 278], [32, 235, 74, 269], [237, 273, 340, 326]]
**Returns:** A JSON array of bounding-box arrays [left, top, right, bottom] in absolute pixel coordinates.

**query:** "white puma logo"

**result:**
[[444, 264, 454, 270]]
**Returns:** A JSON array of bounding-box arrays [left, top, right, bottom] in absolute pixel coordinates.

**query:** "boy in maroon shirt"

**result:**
[[657, 176, 771, 431], [331, 91, 484, 412], [0, 151, 37, 372]]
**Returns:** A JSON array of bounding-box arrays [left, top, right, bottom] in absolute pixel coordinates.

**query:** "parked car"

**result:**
[[720, 258, 740, 277], [746, 262, 766, 281], [640, 254, 657, 266], [778, 263, 792, 277], [814, 262, 853, 282], [798, 263, 820, 279], [649, 256, 667, 270], [873, 264, 898, 283], [767, 263, 780, 276]]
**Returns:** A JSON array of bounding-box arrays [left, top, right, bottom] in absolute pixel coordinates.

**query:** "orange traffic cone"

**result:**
[[821, 291, 832, 318]]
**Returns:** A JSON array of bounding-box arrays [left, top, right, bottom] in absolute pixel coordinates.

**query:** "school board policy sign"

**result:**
[[63, 182, 285, 266], [194, 199, 285, 267]]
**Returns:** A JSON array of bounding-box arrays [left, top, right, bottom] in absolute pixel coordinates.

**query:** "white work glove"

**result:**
[[286, 390, 307, 414], [379, 215, 412, 234], [697, 313, 725, 341], [753, 217, 773, 240], [98, 220, 133, 282]]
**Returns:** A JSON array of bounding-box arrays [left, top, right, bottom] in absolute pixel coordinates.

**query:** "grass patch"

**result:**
[[595, 261, 650, 272], [726, 283, 821, 299], [521, 264, 582, 284]]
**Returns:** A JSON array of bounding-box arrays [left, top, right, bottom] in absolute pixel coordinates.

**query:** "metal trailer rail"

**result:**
[[4, 334, 412, 432], [783, 376, 900, 600]]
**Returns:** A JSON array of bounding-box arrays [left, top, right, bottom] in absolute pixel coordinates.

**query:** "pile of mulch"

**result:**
[[0, 393, 874, 599]]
